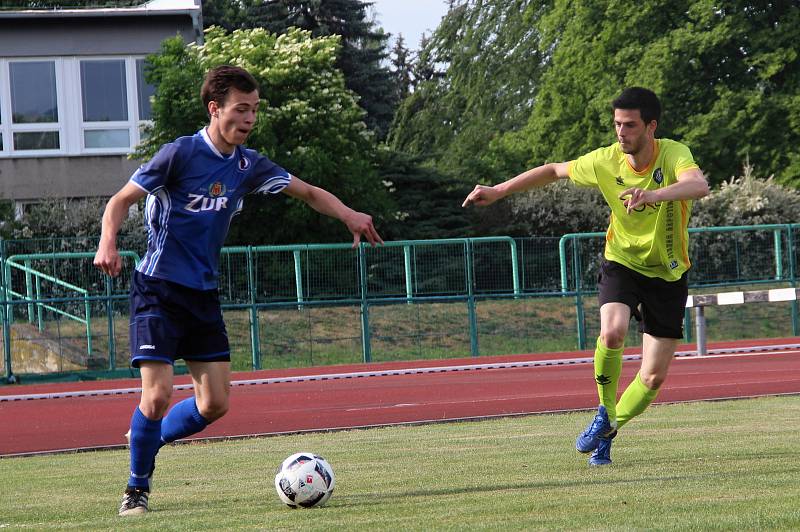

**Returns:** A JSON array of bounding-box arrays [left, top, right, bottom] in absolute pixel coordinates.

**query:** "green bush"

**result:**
[[692, 160, 800, 227], [504, 180, 609, 237], [11, 198, 146, 251]]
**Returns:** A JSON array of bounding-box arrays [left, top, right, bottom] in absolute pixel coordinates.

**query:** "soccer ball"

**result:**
[[274, 452, 335, 508]]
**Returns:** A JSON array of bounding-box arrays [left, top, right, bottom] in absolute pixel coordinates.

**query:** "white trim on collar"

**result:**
[[200, 127, 235, 159]]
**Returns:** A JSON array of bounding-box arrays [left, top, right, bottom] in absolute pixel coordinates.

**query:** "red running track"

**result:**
[[1, 338, 799, 457]]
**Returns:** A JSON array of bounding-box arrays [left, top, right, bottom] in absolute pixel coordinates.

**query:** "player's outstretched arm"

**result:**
[[462, 162, 570, 208], [94, 182, 147, 277], [282, 175, 384, 247]]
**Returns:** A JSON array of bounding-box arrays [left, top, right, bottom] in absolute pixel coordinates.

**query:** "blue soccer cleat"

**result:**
[[576, 405, 617, 453], [588, 435, 613, 466]]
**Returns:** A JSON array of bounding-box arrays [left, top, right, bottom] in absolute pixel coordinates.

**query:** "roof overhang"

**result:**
[[0, 0, 200, 20]]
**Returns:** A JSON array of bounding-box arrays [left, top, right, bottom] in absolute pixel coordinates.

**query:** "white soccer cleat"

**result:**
[[118, 487, 149, 516]]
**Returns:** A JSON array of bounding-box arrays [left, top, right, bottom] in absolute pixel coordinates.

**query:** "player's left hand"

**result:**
[[345, 211, 384, 247], [619, 187, 655, 213]]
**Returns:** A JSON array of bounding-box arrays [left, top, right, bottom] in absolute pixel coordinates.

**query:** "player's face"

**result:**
[[613, 108, 655, 155], [211, 88, 260, 149]]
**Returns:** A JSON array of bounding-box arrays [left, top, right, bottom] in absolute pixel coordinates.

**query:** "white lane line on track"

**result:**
[[675, 349, 800, 360], [2, 343, 799, 403]]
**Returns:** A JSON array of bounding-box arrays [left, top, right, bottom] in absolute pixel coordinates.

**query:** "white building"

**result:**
[[0, 0, 202, 216]]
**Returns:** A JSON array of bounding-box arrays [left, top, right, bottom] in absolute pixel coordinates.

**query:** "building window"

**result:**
[[81, 60, 128, 122], [80, 59, 132, 150], [136, 59, 155, 121], [8, 60, 61, 152], [0, 55, 153, 157], [10, 61, 58, 123], [13, 131, 59, 150]]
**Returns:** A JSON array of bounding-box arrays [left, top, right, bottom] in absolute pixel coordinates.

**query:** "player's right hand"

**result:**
[[345, 211, 384, 248], [93, 244, 122, 277], [462, 184, 503, 207]]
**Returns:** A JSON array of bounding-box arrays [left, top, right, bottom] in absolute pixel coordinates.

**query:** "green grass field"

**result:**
[[2, 396, 799, 530]]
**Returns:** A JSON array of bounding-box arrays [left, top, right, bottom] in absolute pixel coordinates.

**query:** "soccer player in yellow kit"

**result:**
[[462, 87, 709, 465]]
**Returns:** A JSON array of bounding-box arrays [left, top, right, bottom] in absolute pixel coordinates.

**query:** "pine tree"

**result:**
[[238, 0, 398, 139], [376, 150, 472, 240], [390, 34, 413, 101]]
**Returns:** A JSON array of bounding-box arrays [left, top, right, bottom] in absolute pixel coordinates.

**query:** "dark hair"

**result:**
[[612, 87, 661, 125], [201, 65, 259, 110]]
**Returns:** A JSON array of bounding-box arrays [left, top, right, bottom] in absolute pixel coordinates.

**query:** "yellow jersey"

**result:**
[[567, 138, 699, 281]]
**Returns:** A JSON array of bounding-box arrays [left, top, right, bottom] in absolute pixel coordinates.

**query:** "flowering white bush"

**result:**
[[692, 161, 800, 227]]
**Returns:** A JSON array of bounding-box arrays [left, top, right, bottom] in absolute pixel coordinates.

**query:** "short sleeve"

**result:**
[[568, 151, 599, 188], [247, 155, 292, 195], [130, 142, 182, 193], [672, 143, 699, 176]]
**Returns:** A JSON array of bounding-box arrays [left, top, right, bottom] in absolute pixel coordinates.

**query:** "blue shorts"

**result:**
[[129, 271, 230, 368]]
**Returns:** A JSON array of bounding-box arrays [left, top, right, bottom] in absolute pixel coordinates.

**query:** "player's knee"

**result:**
[[140, 391, 172, 419], [197, 396, 229, 422], [599, 329, 626, 349], [639, 371, 665, 390]]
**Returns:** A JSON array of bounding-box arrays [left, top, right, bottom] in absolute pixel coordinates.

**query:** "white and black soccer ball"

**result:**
[[274, 452, 335, 508]]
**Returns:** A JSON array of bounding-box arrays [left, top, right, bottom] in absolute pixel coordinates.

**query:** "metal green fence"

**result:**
[[558, 224, 799, 349], [1, 224, 798, 382]]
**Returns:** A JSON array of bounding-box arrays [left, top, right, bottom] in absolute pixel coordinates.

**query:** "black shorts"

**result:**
[[129, 271, 230, 368], [597, 260, 688, 339]]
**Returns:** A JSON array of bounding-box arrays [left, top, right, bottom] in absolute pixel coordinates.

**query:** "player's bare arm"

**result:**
[[282, 175, 384, 247], [619, 167, 709, 214], [94, 181, 147, 277], [462, 162, 571, 208]]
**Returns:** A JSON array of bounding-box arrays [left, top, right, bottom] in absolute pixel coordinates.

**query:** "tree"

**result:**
[[200, 0, 245, 32], [491, 0, 800, 187], [228, 0, 399, 140], [136, 27, 391, 245], [375, 149, 472, 240], [389, 34, 413, 102], [389, 0, 550, 185]]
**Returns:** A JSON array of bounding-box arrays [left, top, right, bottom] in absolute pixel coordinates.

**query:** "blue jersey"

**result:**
[[130, 128, 291, 290]]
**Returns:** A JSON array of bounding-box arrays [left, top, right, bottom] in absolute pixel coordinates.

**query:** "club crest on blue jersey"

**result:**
[[653, 168, 664, 184], [186, 183, 229, 212], [209, 182, 226, 197]]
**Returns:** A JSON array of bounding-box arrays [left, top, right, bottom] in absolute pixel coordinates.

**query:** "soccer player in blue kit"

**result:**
[[94, 65, 383, 516]]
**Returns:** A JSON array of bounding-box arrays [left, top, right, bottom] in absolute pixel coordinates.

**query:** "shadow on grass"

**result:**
[[331, 464, 800, 507]]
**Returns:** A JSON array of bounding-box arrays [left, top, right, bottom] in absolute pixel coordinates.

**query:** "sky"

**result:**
[[368, 0, 451, 51]]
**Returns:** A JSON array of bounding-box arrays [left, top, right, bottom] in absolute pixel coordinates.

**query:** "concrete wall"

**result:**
[[0, 156, 140, 202]]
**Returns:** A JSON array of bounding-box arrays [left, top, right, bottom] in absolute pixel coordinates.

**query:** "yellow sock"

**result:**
[[594, 337, 623, 423], [616, 373, 659, 429]]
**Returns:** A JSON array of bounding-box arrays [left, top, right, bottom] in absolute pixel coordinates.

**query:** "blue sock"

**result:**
[[160, 397, 209, 446], [128, 407, 161, 490]]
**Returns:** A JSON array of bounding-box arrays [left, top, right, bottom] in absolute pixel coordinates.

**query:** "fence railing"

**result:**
[[1, 224, 798, 382], [558, 224, 799, 348]]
